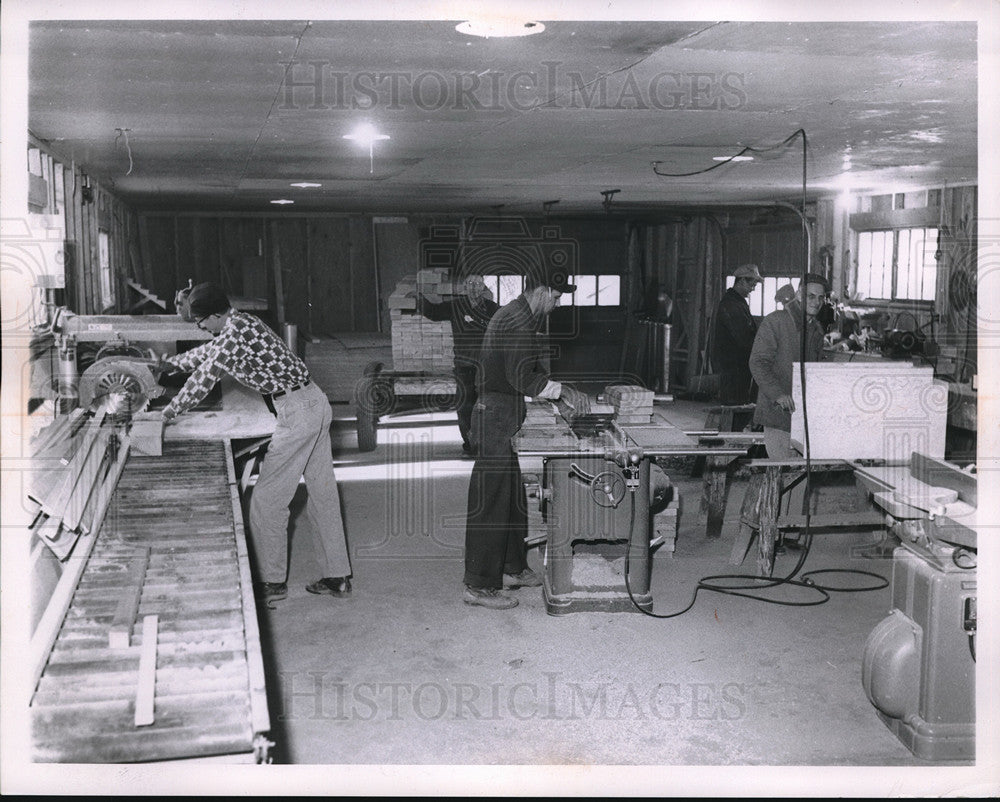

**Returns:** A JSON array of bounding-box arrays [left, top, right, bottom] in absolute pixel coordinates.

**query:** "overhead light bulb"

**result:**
[[343, 124, 391, 174], [456, 18, 545, 38], [271, 199, 294, 205], [290, 182, 322, 188]]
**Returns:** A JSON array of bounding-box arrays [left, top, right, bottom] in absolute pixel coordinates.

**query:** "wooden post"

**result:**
[[756, 466, 781, 576]]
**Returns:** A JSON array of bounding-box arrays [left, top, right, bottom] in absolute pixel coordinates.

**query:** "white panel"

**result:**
[[790, 362, 947, 460]]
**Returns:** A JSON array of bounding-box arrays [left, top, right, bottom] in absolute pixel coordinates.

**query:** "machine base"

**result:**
[[542, 575, 652, 616], [876, 712, 974, 762]]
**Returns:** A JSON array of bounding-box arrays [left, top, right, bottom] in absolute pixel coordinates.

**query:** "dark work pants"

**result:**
[[463, 394, 529, 589], [718, 366, 755, 406], [454, 364, 478, 449]]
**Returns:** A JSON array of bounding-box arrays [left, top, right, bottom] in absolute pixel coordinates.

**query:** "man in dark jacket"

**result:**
[[418, 274, 500, 454], [749, 273, 829, 458], [463, 267, 589, 610], [712, 264, 763, 405]]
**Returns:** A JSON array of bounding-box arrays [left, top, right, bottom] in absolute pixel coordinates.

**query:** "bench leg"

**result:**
[[756, 466, 781, 577], [729, 471, 763, 565], [703, 455, 730, 539]]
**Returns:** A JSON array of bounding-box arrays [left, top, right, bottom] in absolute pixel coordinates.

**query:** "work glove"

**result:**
[[560, 384, 592, 416]]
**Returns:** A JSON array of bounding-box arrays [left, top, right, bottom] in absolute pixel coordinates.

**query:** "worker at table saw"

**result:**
[[463, 266, 591, 610], [156, 282, 353, 607], [748, 273, 830, 459], [712, 263, 763, 405], [417, 274, 500, 455]]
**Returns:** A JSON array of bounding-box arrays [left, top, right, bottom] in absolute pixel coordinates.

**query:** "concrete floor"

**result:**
[[247, 399, 980, 791]]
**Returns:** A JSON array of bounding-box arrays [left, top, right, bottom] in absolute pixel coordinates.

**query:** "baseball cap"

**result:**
[[801, 272, 831, 293], [187, 282, 232, 318], [544, 268, 576, 294], [732, 264, 764, 283]]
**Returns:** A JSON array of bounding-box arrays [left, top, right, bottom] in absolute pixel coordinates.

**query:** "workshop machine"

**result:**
[[515, 385, 747, 615], [27, 308, 273, 763], [856, 454, 978, 761]]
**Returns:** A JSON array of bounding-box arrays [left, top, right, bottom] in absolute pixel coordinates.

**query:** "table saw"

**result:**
[[855, 453, 978, 761], [514, 385, 747, 615]]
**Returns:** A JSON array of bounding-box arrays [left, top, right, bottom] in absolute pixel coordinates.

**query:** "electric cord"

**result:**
[[968, 633, 976, 662]]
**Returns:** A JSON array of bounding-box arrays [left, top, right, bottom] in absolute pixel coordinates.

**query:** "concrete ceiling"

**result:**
[[28, 19, 978, 215]]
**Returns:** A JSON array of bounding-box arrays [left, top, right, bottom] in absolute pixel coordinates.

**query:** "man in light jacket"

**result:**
[[749, 273, 829, 458]]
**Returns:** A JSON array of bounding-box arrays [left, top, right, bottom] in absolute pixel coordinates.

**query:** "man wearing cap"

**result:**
[[159, 282, 352, 606], [463, 268, 590, 609], [417, 274, 501, 455], [712, 264, 763, 405], [749, 273, 830, 458]]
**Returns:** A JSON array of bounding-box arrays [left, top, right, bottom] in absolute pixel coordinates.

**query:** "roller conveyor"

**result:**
[[30, 439, 271, 763]]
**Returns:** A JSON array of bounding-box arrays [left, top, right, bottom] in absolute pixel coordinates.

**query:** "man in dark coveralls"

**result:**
[[712, 263, 764, 406], [418, 274, 500, 454], [463, 268, 590, 609]]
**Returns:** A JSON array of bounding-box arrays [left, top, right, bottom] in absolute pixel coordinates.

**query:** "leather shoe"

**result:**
[[503, 567, 542, 589], [255, 581, 287, 609], [463, 585, 518, 609], [306, 577, 352, 597]]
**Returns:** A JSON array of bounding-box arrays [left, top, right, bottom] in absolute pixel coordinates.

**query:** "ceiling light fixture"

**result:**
[[271, 199, 294, 205], [712, 155, 754, 162], [456, 18, 545, 38], [290, 182, 322, 188], [343, 124, 391, 174]]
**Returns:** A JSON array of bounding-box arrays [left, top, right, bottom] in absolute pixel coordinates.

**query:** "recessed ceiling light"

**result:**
[[290, 182, 322, 189], [271, 199, 294, 205], [712, 155, 754, 162], [456, 19, 545, 38]]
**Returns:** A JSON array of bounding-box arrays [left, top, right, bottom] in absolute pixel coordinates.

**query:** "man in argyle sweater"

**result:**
[[161, 282, 352, 605]]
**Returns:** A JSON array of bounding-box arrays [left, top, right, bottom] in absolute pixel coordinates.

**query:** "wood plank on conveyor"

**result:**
[[31, 438, 265, 763]]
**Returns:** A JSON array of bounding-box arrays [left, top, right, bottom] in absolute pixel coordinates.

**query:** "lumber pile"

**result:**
[[27, 405, 131, 560], [604, 384, 655, 424], [388, 270, 456, 373]]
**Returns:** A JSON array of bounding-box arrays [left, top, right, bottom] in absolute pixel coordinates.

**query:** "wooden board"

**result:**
[[790, 362, 947, 461]]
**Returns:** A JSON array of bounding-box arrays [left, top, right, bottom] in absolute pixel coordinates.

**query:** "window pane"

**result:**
[[921, 228, 938, 301], [761, 277, 782, 316], [896, 228, 911, 298], [880, 231, 894, 299], [857, 232, 872, 299], [99, 230, 113, 308], [497, 275, 524, 306], [597, 275, 620, 306], [574, 275, 597, 306]]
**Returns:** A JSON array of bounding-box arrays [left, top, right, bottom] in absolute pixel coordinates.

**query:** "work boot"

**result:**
[[463, 585, 518, 609], [255, 581, 288, 609], [306, 577, 352, 597], [503, 567, 542, 589]]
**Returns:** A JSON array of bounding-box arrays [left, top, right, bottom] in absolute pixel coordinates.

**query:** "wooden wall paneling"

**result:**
[[81, 189, 95, 314], [308, 217, 352, 336], [238, 219, 263, 300], [272, 219, 308, 331], [62, 166, 80, 312], [349, 218, 375, 332], [143, 217, 179, 304], [194, 217, 221, 286], [174, 216, 196, 289]]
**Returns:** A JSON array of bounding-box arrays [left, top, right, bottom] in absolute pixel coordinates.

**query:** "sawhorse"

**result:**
[[729, 458, 887, 575]]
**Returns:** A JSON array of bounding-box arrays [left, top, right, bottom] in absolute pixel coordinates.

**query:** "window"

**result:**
[[725, 275, 788, 317], [855, 228, 937, 301], [98, 230, 114, 308], [481, 274, 621, 307]]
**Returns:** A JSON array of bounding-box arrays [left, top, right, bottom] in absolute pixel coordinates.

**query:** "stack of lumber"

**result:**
[[27, 405, 131, 560], [653, 495, 680, 557], [514, 400, 579, 449], [388, 270, 456, 373], [604, 384, 655, 424]]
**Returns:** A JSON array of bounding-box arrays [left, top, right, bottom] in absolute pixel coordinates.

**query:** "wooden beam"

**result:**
[[134, 614, 159, 727], [108, 549, 150, 649]]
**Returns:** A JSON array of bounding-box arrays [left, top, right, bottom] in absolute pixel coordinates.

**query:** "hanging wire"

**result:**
[[651, 130, 805, 177], [115, 128, 134, 176]]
